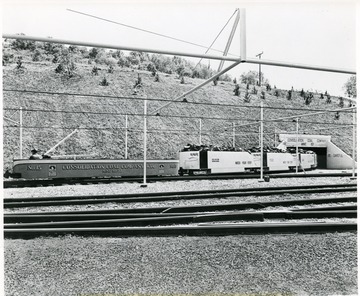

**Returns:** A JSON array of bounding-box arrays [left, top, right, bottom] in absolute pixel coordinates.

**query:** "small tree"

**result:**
[[246, 83, 250, 90], [100, 77, 109, 86], [15, 57, 25, 71], [334, 111, 340, 120], [274, 89, 279, 97], [92, 66, 99, 75], [134, 74, 142, 88], [155, 73, 160, 82], [260, 91, 266, 100], [55, 63, 64, 73], [320, 93, 324, 99], [252, 86, 257, 94], [266, 83, 271, 91], [55, 49, 76, 78], [213, 77, 219, 86], [326, 95, 331, 104], [32, 50, 41, 62], [233, 84, 240, 96], [233, 77, 237, 84], [343, 75, 356, 98], [286, 90, 292, 100], [338, 97, 344, 108], [244, 91, 251, 103], [108, 65, 114, 74], [180, 76, 185, 84], [300, 89, 305, 98], [52, 55, 59, 63]]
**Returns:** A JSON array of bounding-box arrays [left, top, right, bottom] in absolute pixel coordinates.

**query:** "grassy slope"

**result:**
[[3, 49, 354, 169]]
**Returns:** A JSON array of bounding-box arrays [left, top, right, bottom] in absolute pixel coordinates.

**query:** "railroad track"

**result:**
[[3, 171, 356, 188], [4, 183, 357, 238], [4, 183, 357, 208]]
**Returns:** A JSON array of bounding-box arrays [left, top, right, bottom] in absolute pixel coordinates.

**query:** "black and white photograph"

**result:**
[[1, 0, 358, 295]]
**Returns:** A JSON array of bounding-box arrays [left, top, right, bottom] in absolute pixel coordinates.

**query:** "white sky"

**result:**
[[1, 0, 358, 96]]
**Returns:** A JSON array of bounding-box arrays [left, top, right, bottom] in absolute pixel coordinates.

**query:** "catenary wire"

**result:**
[[3, 89, 355, 113], [67, 9, 240, 58]]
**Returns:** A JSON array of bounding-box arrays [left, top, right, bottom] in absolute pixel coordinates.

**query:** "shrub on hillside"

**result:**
[[43, 39, 63, 55], [286, 90, 292, 100], [326, 94, 331, 104], [244, 91, 251, 103], [54, 49, 76, 78], [32, 50, 42, 61], [155, 73, 160, 82], [89, 48, 100, 59], [233, 84, 240, 96], [274, 89, 280, 97], [15, 57, 25, 71], [338, 97, 344, 108], [2, 51, 14, 65], [100, 77, 109, 86], [180, 76, 185, 84], [108, 65, 114, 74], [92, 66, 99, 75], [147, 62, 157, 73], [134, 74, 142, 88], [11, 34, 36, 51], [260, 91, 266, 100]]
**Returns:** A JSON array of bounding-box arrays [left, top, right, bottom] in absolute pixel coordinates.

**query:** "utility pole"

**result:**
[[256, 51, 263, 86]]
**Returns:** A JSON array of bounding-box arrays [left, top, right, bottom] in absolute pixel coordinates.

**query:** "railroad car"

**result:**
[[178, 150, 317, 175], [6, 159, 179, 179]]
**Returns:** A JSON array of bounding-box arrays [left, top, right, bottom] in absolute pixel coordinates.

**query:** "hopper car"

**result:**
[[178, 149, 317, 176]]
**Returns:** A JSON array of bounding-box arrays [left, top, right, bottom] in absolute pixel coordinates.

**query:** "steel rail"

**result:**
[[4, 183, 356, 203], [5, 212, 265, 229], [4, 196, 356, 215], [4, 222, 357, 239], [3, 172, 357, 188], [5, 209, 356, 225], [3, 187, 356, 208]]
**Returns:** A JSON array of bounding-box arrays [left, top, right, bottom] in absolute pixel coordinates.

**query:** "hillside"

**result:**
[[2, 43, 355, 170]]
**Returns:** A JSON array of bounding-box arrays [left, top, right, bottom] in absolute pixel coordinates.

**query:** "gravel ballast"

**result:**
[[4, 176, 358, 295], [4, 233, 357, 296]]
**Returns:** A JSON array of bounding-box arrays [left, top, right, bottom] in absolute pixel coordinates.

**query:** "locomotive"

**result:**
[[4, 145, 317, 180]]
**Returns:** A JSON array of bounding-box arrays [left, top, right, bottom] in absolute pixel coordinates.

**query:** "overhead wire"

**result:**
[[67, 9, 240, 58], [194, 9, 238, 69], [3, 89, 355, 113]]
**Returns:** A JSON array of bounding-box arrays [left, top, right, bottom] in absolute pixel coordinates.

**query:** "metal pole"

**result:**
[[240, 9, 246, 61], [2, 34, 356, 74], [352, 109, 356, 178], [2, 34, 240, 63], [150, 60, 242, 115], [274, 127, 276, 147], [256, 52, 263, 86], [295, 118, 299, 174], [199, 119, 202, 145], [259, 101, 264, 181], [45, 129, 78, 155], [125, 114, 128, 159], [233, 122, 235, 148], [217, 9, 240, 72], [141, 99, 147, 187], [19, 107, 23, 159]]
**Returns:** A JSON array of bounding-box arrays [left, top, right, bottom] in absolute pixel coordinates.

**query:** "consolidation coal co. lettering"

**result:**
[[61, 163, 154, 170]]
